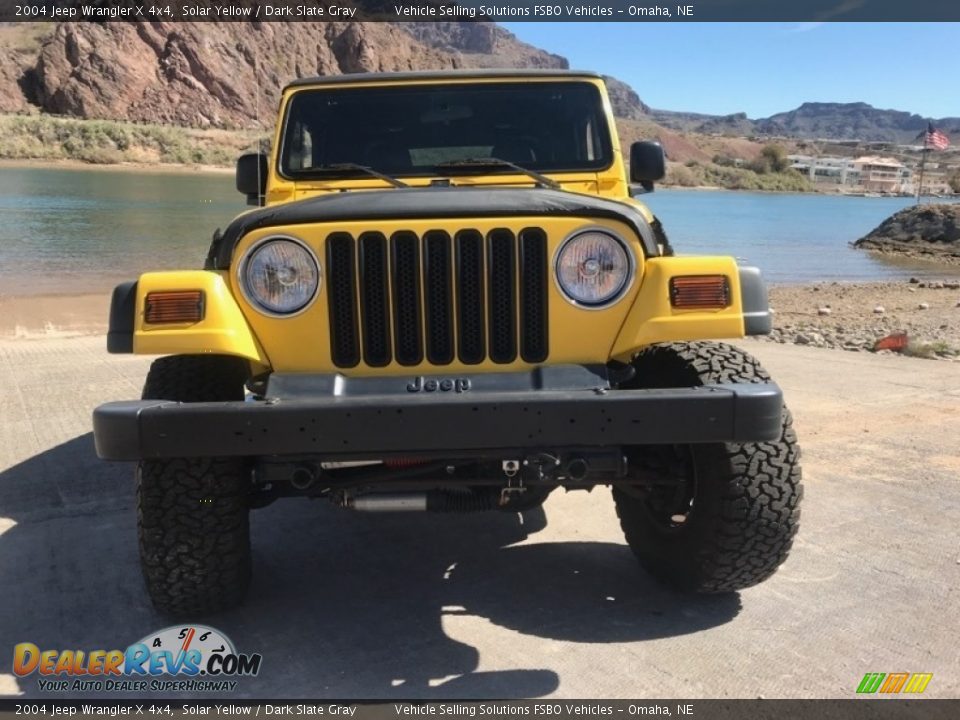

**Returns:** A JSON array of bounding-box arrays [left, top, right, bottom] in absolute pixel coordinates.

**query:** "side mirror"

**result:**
[[236, 153, 267, 206], [629, 141, 666, 193]]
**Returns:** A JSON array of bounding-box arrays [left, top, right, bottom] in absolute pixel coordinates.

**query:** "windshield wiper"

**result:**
[[310, 163, 409, 188], [434, 158, 561, 190]]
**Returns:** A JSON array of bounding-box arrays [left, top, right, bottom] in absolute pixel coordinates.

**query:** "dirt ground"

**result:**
[[0, 334, 957, 700], [763, 279, 960, 358]]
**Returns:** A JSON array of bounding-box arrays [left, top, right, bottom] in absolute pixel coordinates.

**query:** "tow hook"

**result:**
[[499, 477, 527, 507]]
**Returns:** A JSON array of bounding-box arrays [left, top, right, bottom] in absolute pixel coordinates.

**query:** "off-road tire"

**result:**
[[137, 355, 252, 615], [613, 342, 802, 593], [141, 354, 249, 403]]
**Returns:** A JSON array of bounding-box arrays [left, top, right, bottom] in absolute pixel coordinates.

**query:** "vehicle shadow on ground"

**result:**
[[0, 434, 742, 699]]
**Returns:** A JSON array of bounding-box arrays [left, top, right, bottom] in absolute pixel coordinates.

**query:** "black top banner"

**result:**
[[0, 0, 958, 22]]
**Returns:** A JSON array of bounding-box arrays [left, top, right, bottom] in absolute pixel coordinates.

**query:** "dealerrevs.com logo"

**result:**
[[13, 625, 262, 693]]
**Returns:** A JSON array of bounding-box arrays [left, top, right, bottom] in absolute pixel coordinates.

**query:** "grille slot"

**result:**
[[455, 230, 486, 364], [358, 232, 391, 367], [423, 230, 455, 364], [326, 233, 360, 368], [391, 231, 424, 365], [487, 228, 518, 364], [519, 228, 549, 363]]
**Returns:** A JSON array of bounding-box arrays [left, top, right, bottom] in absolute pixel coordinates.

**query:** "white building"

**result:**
[[787, 154, 861, 186], [854, 156, 912, 194]]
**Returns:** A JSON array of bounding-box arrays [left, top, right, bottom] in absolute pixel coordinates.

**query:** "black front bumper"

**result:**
[[92, 378, 783, 461]]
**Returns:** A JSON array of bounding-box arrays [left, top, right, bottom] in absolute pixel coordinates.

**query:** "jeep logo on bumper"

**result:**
[[407, 376, 472, 393]]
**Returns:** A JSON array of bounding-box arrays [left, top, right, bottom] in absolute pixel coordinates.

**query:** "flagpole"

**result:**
[[916, 143, 928, 205]]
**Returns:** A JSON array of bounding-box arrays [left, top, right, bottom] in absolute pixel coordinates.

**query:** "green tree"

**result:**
[[760, 143, 790, 172], [747, 143, 791, 175]]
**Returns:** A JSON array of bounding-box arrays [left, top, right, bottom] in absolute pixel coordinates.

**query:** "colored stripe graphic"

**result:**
[[903, 673, 933, 693], [857, 672, 932, 694], [880, 672, 909, 693], [857, 673, 886, 694]]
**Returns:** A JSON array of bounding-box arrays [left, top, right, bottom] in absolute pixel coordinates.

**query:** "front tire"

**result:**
[[613, 342, 802, 593], [137, 355, 252, 615]]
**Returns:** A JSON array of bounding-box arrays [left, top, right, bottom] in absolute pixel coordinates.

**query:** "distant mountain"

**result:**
[[650, 109, 755, 136], [653, 101, 960, 144], [1, 20, 955, 150], [758, 102, 960, 143]]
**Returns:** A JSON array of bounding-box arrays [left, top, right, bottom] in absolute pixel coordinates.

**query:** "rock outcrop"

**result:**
[[1, 20, 656, 130], [854, 204, 960, 264], [403, 22, 566, 68], [601, 76, 650, 121], [20, 21, 463, 128]]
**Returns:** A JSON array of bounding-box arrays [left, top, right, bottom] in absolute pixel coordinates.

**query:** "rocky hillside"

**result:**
[[0, 23, 50, 113], [402, 22, 566, 70], [4, 22, 468, 128], [758, 103, 960, 143], [1, 21, 955, 148], [655, 101, 960, 144], [854, 204, 960, 264], [0, 20, 813, 189], [0, 20, 651, 128]]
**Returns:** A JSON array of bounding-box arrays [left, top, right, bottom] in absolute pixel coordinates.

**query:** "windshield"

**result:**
[[279, 81, 613, 180]]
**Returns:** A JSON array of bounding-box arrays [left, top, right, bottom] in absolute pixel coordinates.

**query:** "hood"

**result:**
[[207, 187, 658, 270]]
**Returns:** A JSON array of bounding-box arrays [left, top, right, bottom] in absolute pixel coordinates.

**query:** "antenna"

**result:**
[[254, 43, 263, 205]]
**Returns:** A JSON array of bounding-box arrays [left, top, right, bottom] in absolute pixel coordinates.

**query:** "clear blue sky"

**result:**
[[501, 23, 959, 119]]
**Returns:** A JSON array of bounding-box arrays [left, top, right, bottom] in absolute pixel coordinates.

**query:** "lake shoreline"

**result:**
[[0, 158, 233, 176], [4, 158, 953, 199], [4, 280, 957, 359]]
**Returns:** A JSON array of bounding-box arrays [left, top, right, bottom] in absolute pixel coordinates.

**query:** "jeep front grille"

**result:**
[[326, 228, 549, 368]]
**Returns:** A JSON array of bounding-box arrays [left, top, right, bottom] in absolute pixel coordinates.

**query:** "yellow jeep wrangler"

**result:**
[[93, 70, 801, 615]]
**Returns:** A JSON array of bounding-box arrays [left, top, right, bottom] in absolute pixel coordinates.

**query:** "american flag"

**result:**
[[924, 122, 950, 150]]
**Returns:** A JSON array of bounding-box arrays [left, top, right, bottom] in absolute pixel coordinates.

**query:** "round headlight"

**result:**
[[555, 230, 632, 307], [241, 237, 320, 315]]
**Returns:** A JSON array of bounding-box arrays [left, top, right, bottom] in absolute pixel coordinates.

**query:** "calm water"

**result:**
[[0, 165, 956, 296], [0, 166, 243, 296], [643, 190, 958, 283]]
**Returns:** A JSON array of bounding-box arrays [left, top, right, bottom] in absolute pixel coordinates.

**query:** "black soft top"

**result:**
[[284, 70, 604, 91]]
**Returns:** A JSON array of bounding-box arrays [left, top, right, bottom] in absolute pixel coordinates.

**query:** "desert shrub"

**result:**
[[0, 113, 262, 167]]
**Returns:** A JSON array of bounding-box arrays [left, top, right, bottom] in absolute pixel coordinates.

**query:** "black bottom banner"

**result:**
[[0, 700, 957, 720]]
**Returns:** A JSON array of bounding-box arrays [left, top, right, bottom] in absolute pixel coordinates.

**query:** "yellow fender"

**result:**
[[132, 271, 269, 366], [610, 256, 747, 361]]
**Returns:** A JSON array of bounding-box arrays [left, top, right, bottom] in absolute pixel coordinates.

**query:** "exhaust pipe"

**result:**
[[347, 489, 501, 513], [290, 466, 317, 490], [565, 457, 589, 482], [350, 493, 428, 512]]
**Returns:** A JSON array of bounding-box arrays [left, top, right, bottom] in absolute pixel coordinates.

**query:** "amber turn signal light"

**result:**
[[669, 275, 731, 310], [144, 291, 205, 324]]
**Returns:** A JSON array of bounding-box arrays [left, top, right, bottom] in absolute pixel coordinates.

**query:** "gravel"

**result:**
[[752, 280, 960, 359]]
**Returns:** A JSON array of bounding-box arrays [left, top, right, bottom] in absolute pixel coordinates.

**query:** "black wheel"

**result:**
[[613, 342, 802, 593], [141, 354, 249, 403], [137, 355, 252, 615]]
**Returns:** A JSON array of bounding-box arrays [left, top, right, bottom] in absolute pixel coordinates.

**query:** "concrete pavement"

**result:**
[[0, 336, 958, 699]]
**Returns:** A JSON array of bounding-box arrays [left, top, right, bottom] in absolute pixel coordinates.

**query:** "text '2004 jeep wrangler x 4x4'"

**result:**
[[93, 70, 802, 615]]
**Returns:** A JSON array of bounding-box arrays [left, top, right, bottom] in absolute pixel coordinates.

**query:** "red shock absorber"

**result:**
[[383, 457, 429, 469]]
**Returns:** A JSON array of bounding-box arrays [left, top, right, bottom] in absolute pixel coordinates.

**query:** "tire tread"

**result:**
[[614, 342, 802, 592], [137, 355, 251, 615]]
